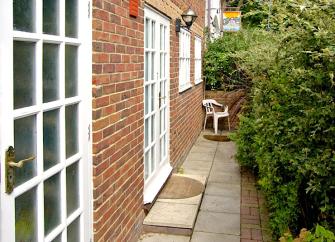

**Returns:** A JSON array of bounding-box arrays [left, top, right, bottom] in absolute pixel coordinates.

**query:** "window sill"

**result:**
[[143, 162, 173, 204], [194, 79, 203, 85], [179, 83, 192, 93]]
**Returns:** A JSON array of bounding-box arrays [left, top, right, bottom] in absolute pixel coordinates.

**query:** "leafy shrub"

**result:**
[[203, 31, 249, 90], [280, 225, 335, 242], [203, 28, 275, 91], [232, 0, 335, 238]]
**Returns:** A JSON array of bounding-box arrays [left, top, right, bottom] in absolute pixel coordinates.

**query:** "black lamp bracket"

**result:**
[[175, 18, 189, 32]]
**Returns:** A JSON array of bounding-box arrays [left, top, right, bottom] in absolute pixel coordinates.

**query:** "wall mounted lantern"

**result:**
[[175, 7, 198, 32]]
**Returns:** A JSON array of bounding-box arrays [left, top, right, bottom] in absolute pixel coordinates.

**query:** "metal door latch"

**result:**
[[5, 146, 35, 194]]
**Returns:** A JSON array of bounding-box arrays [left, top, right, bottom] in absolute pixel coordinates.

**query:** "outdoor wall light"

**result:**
[[175, 7, 198, 32]]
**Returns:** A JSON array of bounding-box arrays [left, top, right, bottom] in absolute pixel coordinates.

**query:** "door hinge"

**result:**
[[88, 1, 91, 18]]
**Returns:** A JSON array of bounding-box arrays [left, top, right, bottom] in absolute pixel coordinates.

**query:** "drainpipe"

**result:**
[[207, 0, 211, 36]]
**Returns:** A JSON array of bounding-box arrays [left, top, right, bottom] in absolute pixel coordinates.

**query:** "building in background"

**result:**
[[206, 0, 242, 39], [206, 0, 223, 38]]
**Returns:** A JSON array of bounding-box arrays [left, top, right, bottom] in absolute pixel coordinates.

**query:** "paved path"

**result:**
[[240, 168, 271, 242], [140, 131, 269, 242], [188, 132, 240, 242]]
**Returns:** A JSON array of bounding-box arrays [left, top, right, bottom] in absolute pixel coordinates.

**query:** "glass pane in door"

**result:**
[[43, 109, 60, 171], [144, 118, 149, 147], [65, 0, 78, 37], [14, 115, 37, 186], [65, 45, 78, 98], [65, 104, 78, 158], [145, 52, 149, 82], [67, 217, 80, 242], [15, 188, 37, 242], [144, 151, 149, 179], [51, 235, 62, 242], [44, 173, 61, 235], [43, 0, 59, 35], [43, 44, 59, 102], [66, 162, 79, 216], [13, 0, 35, 32], [13, 41, 35, 109], [150, 147, 155, 172]]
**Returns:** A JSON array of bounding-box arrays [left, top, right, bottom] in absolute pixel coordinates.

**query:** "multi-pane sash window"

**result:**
[[194, 36, 202, 84], [179, 28, 191, 92]]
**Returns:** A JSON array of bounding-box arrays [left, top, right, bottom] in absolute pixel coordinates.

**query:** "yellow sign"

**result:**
[[223, 11, 241, 32]]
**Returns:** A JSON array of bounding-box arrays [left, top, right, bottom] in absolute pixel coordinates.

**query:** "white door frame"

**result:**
[[0, 1, 92, 241], [143, 6, 172, 204]]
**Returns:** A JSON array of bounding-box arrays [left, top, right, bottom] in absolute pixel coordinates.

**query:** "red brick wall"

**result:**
[[92, 0, 145, 241], [92, 0, 205, 241], [169, 32, 205, 167], [168, 0, 206, 167]]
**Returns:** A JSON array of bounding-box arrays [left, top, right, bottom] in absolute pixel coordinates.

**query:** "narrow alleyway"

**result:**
[[139, 131, 269, 242]]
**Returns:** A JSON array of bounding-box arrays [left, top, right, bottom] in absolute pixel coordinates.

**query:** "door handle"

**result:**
[[5, 146, 35, 194], [8, 155, 35, 168]]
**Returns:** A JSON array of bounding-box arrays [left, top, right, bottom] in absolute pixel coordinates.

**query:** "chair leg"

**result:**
[[214, 116, 218, 134], [228, 116, 231, 131], [203, 115, 207, 130]]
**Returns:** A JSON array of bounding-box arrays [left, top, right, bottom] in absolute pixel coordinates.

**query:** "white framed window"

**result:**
[[179, 28, 191, 92], [194, 36, 202, 84]]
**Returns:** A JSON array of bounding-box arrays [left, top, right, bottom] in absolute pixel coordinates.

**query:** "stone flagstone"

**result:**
[[191, 232, 240, 242], [194, 211, 240, 236], [140, 131, 243, 242]]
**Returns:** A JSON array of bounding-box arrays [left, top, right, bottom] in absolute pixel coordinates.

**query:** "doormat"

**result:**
[[159, 175, 204, 199], [203, 134, 231, 142]]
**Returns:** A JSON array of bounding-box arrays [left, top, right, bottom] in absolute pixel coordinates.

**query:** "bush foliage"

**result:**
[[203, 30, 252, 91], [228, 0, 335, 238], [280, 225, 335, 242]]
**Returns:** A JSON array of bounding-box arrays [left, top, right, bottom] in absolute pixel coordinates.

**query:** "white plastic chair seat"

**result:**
[[202, 99, 230, 134]]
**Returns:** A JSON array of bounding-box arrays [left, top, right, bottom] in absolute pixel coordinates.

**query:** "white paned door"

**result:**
[[0, 1, 92, 242], [144, 7, 171, 203]]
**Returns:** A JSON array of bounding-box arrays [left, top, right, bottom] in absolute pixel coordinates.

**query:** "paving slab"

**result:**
[[191, 232, 240, 242], [214, 151, 236, 164], [208, 171, 241, 184], [181, 167, 211, 177], [217, 141, 237, 151], [139, 233, 190, 242], [144, 202, 198, 229], [205, 182, 240, 198], [200, 195, 240, 213], [189, 145, 217, 154], [182, 160, 212, 172], [185, 152, 216, 162], [194, 211, 240, 236], [211, 162, 240, 174], [194, 139, 218, 148]]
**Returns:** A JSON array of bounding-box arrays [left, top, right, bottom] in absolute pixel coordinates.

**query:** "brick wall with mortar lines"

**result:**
[[92, 0, 145, 241], [146, 0, 206, 167], [92, 0, 206, 241]]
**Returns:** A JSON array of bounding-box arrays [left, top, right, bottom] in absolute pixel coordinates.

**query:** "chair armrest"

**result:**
[[211, 99, 223, 107]]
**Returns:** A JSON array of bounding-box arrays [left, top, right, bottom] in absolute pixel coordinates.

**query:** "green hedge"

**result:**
[[230, 0, 335, 238]]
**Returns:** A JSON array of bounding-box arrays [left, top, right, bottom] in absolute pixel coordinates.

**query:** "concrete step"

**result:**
[[143, 174, 207, 236]]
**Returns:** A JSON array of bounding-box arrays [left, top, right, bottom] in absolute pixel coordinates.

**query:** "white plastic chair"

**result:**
[[202, 99, 230, 134]]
